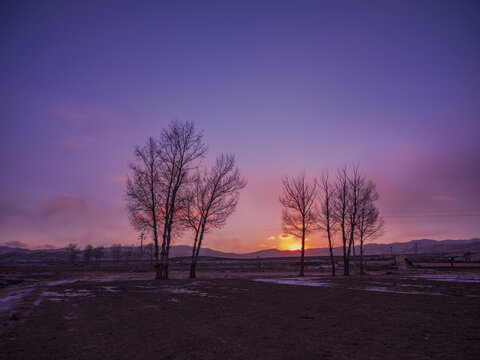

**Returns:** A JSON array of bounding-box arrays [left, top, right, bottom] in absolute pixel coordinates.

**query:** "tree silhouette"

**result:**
[[183, 154, 246, 278], [157, 120, 207, 279], [280, 172, 318, 277], [126, 137, 163, 279]]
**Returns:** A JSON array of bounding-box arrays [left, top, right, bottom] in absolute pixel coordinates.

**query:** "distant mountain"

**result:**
[[169, 245, 245, 259], [362, 238, 480, 255], [0, 246, 33, 255], [0, 238, 479, 263]]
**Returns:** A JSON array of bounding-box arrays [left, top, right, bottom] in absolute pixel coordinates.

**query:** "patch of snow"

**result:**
[[169, 298, 181, 302], [254, 278, 446, 296], [41, 290, 93, 298], [98, 286, 120, 293], [162, 287, 208, 297], [254, 278, 329, 287], [406, 273, 480, 283], [0, 288, 34, 313], [360, 286, 443, 296], [399, 283, 434, 288], [46, 279, 79, 286]]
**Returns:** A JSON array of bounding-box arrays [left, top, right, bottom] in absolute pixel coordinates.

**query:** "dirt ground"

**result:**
[[1, 264, 479, 359]]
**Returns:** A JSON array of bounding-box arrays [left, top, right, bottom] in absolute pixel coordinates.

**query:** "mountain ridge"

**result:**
[[1, 238, 479, 262]]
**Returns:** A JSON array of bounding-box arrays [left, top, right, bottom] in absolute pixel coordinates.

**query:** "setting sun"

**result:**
[[274, 233, 308, 251]]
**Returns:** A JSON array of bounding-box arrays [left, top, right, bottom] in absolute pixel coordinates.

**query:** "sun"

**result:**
[[285, 243, 301, 251], [277, 233, 303, 251]]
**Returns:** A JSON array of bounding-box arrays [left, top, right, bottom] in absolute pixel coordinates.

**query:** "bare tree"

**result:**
[[92, 246, 104, 267], [279, 172, 318, 277], [183, 154, 247, 279], [333, 163, 373, 276], [347, 163, 364, 275], [357, 181, 385, 274], [332, 166, 351, 276], [157, 120, 207, 279], [111, 243, 123, 264], [66, 243, 80, 266], [83, 244, 93, 265], [317, 171, 336, 276], [126, 137, 163, 279]]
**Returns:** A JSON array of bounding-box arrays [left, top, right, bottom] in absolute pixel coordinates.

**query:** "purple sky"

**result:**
[[1, 0, 479, 252]]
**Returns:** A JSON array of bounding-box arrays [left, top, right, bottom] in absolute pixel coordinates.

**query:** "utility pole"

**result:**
[[391, 246, 396, 265], [139, 232, 145, 262]]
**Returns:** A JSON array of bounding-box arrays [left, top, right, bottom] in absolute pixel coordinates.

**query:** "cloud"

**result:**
[[0, 193, 135, 249], [32, 244, 58, 250], [1, 240, 29, 248], [41, 193, 88, 217]]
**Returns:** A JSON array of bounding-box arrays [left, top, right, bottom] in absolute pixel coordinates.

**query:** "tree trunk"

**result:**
[[300, 226, 305, 277], [154, 255, 161, 280], [345, 236, 354, 276], [191, 223, 206, 279], [343, 256, 349, 276], [163, 240, 170, 280], [360, 238, 364, 275], [327, 233, 335, 276], [352, 237, 357, 275], [190, 259, 197, 279], [342, 235, 349, 276], [190, 230, 199, 279], [158, 238, 166, 280]]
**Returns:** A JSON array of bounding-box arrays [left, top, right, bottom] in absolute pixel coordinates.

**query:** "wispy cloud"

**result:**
[[0, 193, 135, 249], [1, 240, 29, 248]]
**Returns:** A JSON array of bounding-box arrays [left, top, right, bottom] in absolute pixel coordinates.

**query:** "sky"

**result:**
[[0, 0, 479, 252]]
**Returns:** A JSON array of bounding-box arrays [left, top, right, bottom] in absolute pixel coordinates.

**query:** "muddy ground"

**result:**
[[1, 263, 479, 359]]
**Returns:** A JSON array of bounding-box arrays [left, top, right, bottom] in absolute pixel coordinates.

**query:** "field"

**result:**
[[1, 259, 480, 359]]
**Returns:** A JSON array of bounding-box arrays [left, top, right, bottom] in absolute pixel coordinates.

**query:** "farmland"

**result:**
[[1, 259, 479, 359]]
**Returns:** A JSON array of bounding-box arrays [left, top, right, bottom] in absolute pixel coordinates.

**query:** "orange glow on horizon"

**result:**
[[264, 233, 310, 251]]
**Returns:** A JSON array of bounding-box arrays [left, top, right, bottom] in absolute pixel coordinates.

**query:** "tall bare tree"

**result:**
[[317, 171, 336, 276], [357, 180, 385, 274], [347, 163, 364, 275], [333, 166, 350, 276], [279, 172, 318, 277], [157, 120, 207, 279], [333, 163, 373, 276], [92, 246, 104, 267], [66, 243, 80, 266], [83, 244, 93, 265], [183, 154, 246, 279], [126, 137, 163, 279]]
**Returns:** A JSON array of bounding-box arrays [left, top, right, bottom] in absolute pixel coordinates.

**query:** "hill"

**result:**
[[0, 238, 479, 263]]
